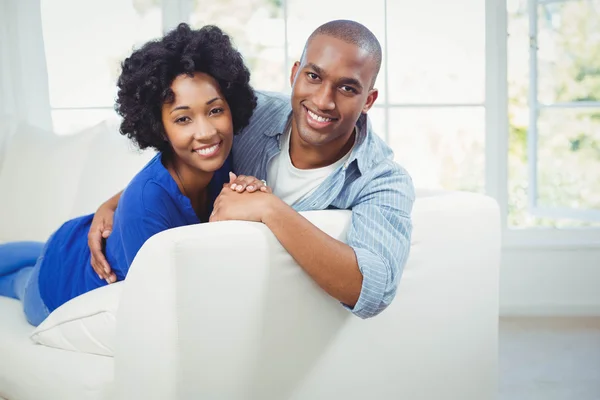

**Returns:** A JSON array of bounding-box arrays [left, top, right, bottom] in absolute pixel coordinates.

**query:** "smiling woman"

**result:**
[[0, 23, 260, 327]]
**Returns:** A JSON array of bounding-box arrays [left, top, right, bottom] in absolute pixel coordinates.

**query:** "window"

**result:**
[[188, 0, 287, 93], [41, 0, 163, 134], [383, 0, 486, 192], [38, 0, 600, 246], [507, 0, 600, 229]]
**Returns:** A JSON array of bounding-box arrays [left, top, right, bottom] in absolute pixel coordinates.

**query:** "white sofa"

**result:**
[[0, 119, 501, 400]]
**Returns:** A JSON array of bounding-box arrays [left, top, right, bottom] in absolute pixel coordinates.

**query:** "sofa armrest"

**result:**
[[112, 210, 353, 400], [112, 192, 500, 400]]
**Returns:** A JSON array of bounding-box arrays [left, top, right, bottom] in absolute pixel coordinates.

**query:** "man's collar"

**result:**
[[345, 113, 370, 173], [264, 111, 374, 174]]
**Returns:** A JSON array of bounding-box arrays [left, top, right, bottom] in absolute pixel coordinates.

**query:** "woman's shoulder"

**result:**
[[120, 153, 179, 212]]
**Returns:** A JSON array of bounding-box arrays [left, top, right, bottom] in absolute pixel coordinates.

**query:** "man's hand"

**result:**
[[88, 203, 117, 284], [209, 185, 276, 223]]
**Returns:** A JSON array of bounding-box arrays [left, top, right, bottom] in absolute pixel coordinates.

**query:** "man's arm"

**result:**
[[88, 190, 123, 282], [210, 167, 415, 318], [263, 199, 363, 307]]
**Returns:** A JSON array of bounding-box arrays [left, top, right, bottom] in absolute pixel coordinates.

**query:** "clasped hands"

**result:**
[[208, 172, 275, 223]]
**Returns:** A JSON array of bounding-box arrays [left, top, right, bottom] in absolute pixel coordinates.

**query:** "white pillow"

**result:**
[[0, 121, 102, 242], [30, 282, 123, 357], [68, 118, 156, 218]]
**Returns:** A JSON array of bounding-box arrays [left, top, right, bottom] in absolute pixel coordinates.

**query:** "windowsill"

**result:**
[[501, 227, 600, 250]]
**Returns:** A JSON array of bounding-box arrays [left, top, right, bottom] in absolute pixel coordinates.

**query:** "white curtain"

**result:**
[[0, 0, 52, 133]]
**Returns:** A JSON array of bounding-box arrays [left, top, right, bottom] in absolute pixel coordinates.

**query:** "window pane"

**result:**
[[507, 0, 600, 228], [189, 0, 287, 93], [386, 0, 485, 104], [537, 108, 600, 210], [389, 107, 485, 192], [367, 106, 386, 142], [537, 0, 600, 104], [285, 0, 386, 97], [51, 109, 118, 136], [41, 0, 162, 108]]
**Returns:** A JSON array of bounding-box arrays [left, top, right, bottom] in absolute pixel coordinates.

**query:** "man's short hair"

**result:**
[[305, 20, 382, 88]]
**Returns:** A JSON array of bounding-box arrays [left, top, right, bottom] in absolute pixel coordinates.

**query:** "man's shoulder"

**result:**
[[255, 90, 290, 108], [353, 126, 414, 195], [241, 91, 291, 136]]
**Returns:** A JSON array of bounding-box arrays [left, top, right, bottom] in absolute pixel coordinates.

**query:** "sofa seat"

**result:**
[[0, 297, 112, 400]]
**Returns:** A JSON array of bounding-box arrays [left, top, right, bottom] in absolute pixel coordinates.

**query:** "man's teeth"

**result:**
[[196, 143, 219, 155], [308, 109, 332, 123]]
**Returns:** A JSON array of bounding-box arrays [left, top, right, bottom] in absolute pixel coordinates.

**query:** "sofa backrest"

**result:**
[[0, 119, 154, 242]]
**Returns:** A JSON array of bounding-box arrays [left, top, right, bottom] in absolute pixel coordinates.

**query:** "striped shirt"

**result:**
[[233, 91, 415, 319]]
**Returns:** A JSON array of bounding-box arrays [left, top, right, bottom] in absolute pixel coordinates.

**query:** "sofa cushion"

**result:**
[[68, 118, 155, 219], [0, 121, 101, 242], [0, 296, 113, 400], [30, 282, 123, 357]]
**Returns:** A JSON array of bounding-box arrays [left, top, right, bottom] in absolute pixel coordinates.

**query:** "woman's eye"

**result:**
[[209, 107, 224, 116], [175, 116, 190, 124]]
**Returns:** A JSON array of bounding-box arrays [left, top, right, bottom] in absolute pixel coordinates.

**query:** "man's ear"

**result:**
[[290, 61, 301, 87], [362, 88, 379, 114]]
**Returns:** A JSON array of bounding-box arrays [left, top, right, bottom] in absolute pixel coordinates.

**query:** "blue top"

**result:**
[[38, 152, 231, 312], [233, 91, 415, 319]]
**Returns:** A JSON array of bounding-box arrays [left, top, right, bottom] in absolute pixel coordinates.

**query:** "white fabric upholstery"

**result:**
[[30, 283, 123, 357], [0, 122, 99, 242], [0, 120, 500, 400], [0, 297, 113, 400], [112, 193, 500, 400]]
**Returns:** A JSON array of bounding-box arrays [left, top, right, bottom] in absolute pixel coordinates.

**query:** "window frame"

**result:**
[[527, 0, 600, 223], [494, 0, 600, 248]]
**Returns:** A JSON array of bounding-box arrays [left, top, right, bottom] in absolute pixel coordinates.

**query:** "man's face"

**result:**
[[290, 34, 378, 149]]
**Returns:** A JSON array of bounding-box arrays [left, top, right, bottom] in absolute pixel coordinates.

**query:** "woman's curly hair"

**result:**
[[115, 23, 257, 152]]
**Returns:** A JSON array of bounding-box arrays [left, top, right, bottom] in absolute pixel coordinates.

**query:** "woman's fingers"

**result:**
[[229, 175, 269, 193]]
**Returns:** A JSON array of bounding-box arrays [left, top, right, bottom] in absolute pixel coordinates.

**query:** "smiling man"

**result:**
[[90, 20, 415, 319]]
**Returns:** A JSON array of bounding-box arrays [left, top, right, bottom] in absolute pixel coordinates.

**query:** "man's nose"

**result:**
[[313, 85, 335, 111]]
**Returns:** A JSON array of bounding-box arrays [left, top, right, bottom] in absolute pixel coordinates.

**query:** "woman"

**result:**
[[0, 23, 266, 326]]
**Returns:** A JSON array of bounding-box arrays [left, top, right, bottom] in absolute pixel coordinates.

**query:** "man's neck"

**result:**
[[289, 126, 356, 170]]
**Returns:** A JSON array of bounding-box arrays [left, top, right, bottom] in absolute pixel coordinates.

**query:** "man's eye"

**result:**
[[341, 86, 357, 94], [307, 72, 319, 80]]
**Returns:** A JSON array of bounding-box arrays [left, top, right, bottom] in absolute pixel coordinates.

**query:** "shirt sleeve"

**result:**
[[345, 164, 415, 319], [115, 182, 177, 278]]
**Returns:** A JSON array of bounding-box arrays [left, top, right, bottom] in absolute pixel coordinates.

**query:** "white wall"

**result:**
[[500, 248, 600, 316]]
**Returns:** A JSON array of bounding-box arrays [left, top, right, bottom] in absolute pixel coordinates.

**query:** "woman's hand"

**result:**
[[88, 202, 117, 284], [228, 172, 272, 194]]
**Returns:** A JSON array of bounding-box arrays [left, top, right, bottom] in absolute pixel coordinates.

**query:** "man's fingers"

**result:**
[[89, 230, 112, 275], [106, 272, 117, 284], [100, 258, 112, 275], [91, 255, 105, 279]]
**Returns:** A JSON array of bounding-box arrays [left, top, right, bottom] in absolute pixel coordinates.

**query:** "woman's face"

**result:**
[[161, 72, 233, 174]]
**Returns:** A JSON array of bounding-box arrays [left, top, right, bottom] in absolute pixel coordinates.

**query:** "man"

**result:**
[[89, 20, 415, 319]]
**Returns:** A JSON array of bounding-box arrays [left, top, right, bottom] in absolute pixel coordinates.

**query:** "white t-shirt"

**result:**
[[267, 127, 355, 206]]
